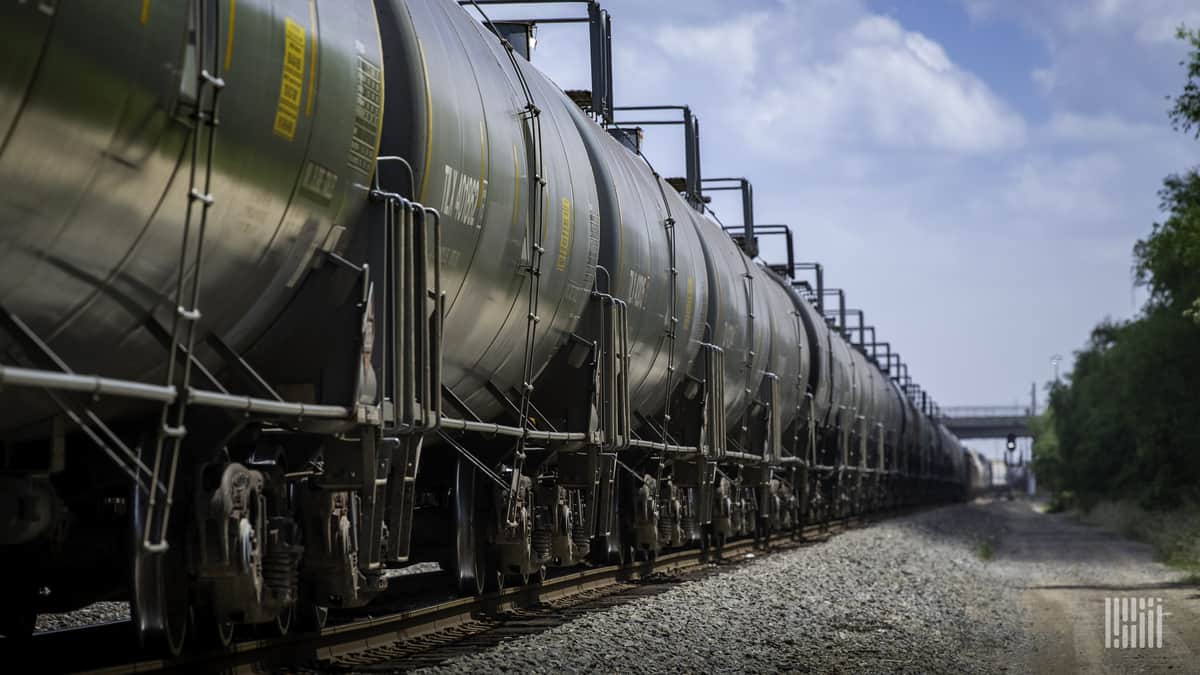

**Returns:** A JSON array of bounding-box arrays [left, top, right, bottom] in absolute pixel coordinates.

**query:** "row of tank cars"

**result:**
[[965, 449, 995, 498], [0, 0, 976, 655]]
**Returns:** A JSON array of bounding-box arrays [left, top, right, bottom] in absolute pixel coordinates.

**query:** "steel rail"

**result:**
[[63, 513, 905, 674]]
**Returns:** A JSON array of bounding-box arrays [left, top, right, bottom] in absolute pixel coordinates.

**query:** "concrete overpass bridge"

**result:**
[[940, 405, 1034, 440]]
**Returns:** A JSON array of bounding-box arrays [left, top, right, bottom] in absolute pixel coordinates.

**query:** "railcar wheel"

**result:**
[[453, 458, 487, 597], [597, 500, 626, 565], [130, 481, 190, 658], [271, 606, 293, 637]]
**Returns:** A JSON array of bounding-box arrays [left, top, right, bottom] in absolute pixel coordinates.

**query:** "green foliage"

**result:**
[[1133, 170, 1200, 322], [1169, 26, 1200, 139], [1049, 315, 1200, 507], [1029, 402, 1063, 492], [1082, 500, 1200, 574], [975, 540, 994, 562], [1047, 27, 1200, 508]]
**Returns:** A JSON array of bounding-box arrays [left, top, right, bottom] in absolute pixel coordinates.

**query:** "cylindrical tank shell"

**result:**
[[376, 0, 599, 420], [878, 376, 904, 448], [0, 1, 384, 423], [690, 216, 769, 423], [759, 267, 808, 435], [938, 423, 965, 477], [873, 362, 890, 439], [922, 413, 937, 471], [906, 401, 925, 468], [893, 382, 916, 458], [793, 291, 833, 427], [849, 348, 876, 436], [564, 107, 709, 418], [827, 333, 855, 430]]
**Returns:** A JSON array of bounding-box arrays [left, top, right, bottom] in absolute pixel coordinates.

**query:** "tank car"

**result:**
[[964, 449, 993, 499], [0, 0, 970, 655], [1, 0, 389, 648]]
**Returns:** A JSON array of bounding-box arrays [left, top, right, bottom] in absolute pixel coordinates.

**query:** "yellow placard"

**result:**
[[683, 276, 695, 329], [555, 198, 572, 271], [273, 18, 306, 141]]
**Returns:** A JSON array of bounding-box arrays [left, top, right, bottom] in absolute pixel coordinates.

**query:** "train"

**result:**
[[0, 0, 974, 655], [965, 448, 995, 498]]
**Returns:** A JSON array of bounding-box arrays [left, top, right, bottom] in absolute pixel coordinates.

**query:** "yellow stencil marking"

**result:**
[[542, 185, 549, 243], [370, 9, 385, 165], [305, 0, 317, 116], [511, 144, 519, 226], [273, 18, 306, 141], [683, 276, 695, 330], [139, 0, 150, 25], [416, 38, 433, 202], [555, 199, 572, 271], [224, 0, 236, 71], [476, 121, 487, 210], [613, 177, 624, 291]]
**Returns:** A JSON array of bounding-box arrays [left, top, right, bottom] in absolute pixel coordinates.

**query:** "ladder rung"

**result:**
[[162, 424, 186, 439], [177, 306, 201, 321], [199, 69, 225, 89], [189, 188, 214, 205]]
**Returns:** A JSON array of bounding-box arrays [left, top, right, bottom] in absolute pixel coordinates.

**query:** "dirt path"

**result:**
[[989, 500, 1200, 673]]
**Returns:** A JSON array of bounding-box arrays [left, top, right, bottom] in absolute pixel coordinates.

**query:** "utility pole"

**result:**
[[1030, 381, 1037, 416]]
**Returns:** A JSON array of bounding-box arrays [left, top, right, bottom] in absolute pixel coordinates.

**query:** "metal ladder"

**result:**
[[142, 3, 225, 552], [501, 37, 546, 532], [378, 194, 443, 563]]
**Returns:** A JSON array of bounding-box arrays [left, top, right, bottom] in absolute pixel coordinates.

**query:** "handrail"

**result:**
[[0, 364, 355, 419]]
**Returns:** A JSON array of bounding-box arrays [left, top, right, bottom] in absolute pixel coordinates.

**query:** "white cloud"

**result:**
[[654, 12, 767, 81], [1040, 112, 1160, 144], [1031, 67, 1055, 95], [518, 0, 1188, 404], [969, 0, 1200, 44], [735, 15, 1026, 155], [1135, 12, 1200, 45], [1000, 152, 1124, 226]]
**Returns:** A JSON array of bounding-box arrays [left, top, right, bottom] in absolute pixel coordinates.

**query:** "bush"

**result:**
[[1081, 500, 1200, 573]]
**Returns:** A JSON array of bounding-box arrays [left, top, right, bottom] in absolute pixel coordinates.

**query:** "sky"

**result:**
[[465, 0, 1198, 456]]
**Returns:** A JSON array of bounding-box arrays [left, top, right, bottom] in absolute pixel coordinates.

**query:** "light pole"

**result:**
[[1050, 354, 1063, 382]]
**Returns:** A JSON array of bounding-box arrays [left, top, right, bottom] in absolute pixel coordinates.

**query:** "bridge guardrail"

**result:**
[[940, 406, 1034, 418]]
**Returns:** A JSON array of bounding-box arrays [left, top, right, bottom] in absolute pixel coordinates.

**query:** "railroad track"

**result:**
[[19, 512, 899, 674]]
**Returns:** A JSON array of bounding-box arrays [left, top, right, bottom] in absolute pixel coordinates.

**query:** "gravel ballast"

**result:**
[[417, 503, 1025, 674], [34, 601, 130, 633]]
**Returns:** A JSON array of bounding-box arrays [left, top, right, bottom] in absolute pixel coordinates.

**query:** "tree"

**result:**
[[1044, 26, 1200, 508], [1029, 394, 1063, 492], [1137, 26, 1200, 323], [1169, 26, 1200, 139]]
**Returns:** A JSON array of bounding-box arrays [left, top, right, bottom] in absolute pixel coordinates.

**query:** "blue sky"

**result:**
[[467, 0, 1198, 457]]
